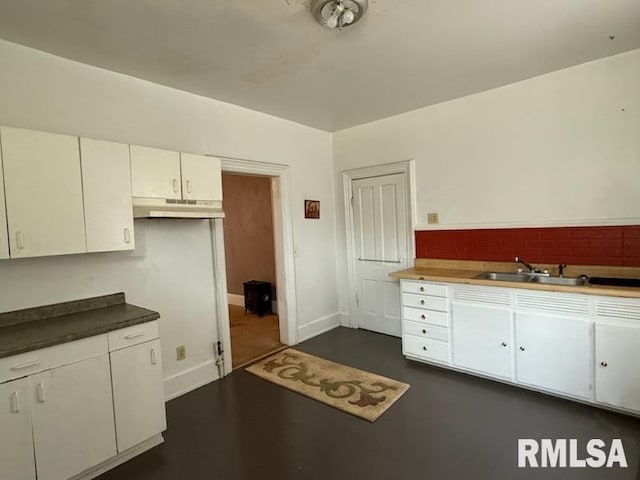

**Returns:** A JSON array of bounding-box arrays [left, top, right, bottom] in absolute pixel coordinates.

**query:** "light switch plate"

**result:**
[[427, 212, 439, 224]]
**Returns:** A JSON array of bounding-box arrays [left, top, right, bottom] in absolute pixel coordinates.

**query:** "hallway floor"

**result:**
[[98, 327, 640, 480], [229, 304, 282, 368]]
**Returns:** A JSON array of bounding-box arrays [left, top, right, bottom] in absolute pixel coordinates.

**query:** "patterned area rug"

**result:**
[[246, 348, 410, 422]]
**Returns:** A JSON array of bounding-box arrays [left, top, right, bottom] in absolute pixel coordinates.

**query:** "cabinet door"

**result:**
[[110, 339, 166, 452], [80, 138, 135, 252], [0, 378, 36, 480], [130, 145, 181, 199], [595, 322, 640, 412], [0, 144, 9, 259], [1, 126, 86, 258], [31, 355, 116, 480], [452, 302, 513, 379], [516, 312, 592, 399], [180, 153, 222, 201]]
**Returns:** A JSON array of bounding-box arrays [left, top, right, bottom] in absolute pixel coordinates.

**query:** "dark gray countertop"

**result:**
[[0, 293, 160, 359]]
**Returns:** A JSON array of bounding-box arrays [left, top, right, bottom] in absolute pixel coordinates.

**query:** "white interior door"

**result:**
[[352, 173, 408, 337]]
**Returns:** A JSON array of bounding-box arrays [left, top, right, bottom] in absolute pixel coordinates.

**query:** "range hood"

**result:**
[[133, 197, 225, 219]]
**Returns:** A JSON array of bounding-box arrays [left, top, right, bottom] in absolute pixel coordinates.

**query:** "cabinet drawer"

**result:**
[[403, 307, 448, 327], [0, 335, 108, 384], [402, 293, 448, 312], [108, 321, 159, 352], [404, 321, 448, 342], [402, 281, 447, 298], [404, 335, 449, 363]]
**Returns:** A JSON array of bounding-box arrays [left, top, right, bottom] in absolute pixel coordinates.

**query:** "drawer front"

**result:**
[[108, 321, 159, 352], [402, 281, 448, 298], [402, 307, 448, 327], [404, 321, 449, 342], [403, 335, 449, 363], [0, 334, 108, 384], [402, 293, 448, 312]]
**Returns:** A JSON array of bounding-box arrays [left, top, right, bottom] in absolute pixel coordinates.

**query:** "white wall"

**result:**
[[0, 40, 339, 397], [333, 49, 640, 314]]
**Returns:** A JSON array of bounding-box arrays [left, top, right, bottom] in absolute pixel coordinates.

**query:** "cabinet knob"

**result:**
[[186, 179, 192, 193], [600, 361, 608, 367], [124, 228, 131, 244], [151, 348, 158, 365], [172, 178, 179, 193], [421, 314, 426, 320], [422, 346, 427, 351], [422, 329, 427, 334], [519, 346, 525, 351], [420, 300, 425, 305], [419, 286, 425, 292], [501, 342, 507, 347]]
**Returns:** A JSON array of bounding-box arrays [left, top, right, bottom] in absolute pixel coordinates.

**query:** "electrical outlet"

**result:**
[[176, 345, 186, 361], [427, 212, 439, 224]]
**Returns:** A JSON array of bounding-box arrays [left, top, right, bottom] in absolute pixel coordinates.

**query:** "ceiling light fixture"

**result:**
[[311, 0, 368, 30]]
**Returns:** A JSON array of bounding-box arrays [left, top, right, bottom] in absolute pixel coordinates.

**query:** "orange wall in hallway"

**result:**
[[222, 173, 277, 295]]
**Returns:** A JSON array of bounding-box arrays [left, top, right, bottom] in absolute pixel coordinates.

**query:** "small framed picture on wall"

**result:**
[[304, 200, 320, 219]]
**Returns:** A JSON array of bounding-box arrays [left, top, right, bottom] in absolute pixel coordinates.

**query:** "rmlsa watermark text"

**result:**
[[518, 439, 627, 468]]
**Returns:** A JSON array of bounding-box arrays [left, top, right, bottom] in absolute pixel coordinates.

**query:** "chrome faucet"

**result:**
[[515, 256, 549, 276]]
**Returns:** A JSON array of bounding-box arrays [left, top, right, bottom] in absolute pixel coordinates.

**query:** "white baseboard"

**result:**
[[72, 435, 163, 480], [227, 293, 244, 307], [297, 312, 341, 342], [338, 312, 351, 327], [163, 360, 219, 402]]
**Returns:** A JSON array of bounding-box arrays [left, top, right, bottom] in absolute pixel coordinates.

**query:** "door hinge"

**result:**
[[350, 196, 354, 207], [355, 292, 359, 307]]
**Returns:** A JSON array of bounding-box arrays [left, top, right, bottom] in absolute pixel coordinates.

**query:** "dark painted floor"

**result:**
[[98, 327, 640, 480]]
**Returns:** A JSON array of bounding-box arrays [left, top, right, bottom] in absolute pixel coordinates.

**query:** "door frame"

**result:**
[[210, 157, 298, 376], [342, 160, 416, 329]]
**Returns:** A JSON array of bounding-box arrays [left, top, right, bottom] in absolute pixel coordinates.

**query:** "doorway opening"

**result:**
[[222, 172, 284, 368]]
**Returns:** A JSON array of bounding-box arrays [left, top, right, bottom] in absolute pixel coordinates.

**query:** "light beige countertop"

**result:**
[[390, 259, 640, 299]]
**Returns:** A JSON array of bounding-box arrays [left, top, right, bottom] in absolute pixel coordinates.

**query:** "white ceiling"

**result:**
[[0, 0, 639, 131]]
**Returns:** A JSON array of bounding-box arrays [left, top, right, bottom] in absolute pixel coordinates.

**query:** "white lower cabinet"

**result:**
[[111, 339, 167, 453], [452, 302, 513, 379], [31, 354, 117, 480], [401, 280, 640, 416], [515, 312, 592, 399], [0, 378, 36, 480], [0, 322, 166, 480], [595, 322, 640, 412]]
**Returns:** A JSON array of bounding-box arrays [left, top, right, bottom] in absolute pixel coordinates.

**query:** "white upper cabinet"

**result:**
[[130, 145, 181, 199], [180, 153, 222, 201], [80, 138, 134, 252], [0, 144, 9, 260], [0, 126, 86, 258]]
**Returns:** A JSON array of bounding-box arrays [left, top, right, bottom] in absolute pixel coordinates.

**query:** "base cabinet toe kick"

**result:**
[[0, 320, 166, 480], [400, 279, 640, 417]]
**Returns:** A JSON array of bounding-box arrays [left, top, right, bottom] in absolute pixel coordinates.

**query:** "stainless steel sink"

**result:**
[[530, 276, 588, 286], [475, 272, 531, 283], [475, 271, 588, 287]]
